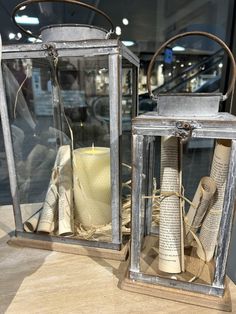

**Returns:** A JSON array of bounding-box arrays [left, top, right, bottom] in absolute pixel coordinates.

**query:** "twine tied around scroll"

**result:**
[[143, 190, 207, 283]]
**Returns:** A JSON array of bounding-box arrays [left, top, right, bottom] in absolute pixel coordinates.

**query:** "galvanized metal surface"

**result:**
[[129, 110, 236, 296], [0, 56, 23, 233], [131, 64, 139, 118], [2, 40, 118, 53], [132, 112, 236, 139], [46, 47, 65, 146], [130, 134, 144, 273], [2, 41, 139, 67], [145, 139, 155, 235], [156, 94, 221, 116], [41, 24, 108, 42], [16, 231, 121, 250], [1, 34, 139, 251], [213, 139, 236, 287], [109, 53, 122, 245], [129, 271, 224, 297], [121, 45, 140, 68]]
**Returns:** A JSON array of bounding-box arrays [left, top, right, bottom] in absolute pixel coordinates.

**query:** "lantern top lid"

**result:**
[[40, 24, 108, 42], [155, 93, 222, 117]]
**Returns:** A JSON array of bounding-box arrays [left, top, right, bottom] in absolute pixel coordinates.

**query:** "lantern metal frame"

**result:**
[[129, 111, 236, 296], [122, 31, 236, 308], [0, 36, 139, 255]]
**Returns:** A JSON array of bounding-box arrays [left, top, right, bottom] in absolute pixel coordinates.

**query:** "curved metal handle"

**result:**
[[147, 31, 236, 101], [12, 0, 115, 39]]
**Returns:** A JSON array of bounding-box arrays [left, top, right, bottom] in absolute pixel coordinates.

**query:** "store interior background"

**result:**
[[0, 0, 236, 282]]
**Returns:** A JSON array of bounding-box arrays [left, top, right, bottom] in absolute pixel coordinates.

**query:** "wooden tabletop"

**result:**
[[0, 204, 236, 314]]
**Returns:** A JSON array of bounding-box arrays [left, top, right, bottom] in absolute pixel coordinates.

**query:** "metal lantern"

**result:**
[[0, 0, 139, 260], [122, 32, 236, 310]]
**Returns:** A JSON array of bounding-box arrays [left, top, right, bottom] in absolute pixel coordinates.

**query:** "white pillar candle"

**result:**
[[73, 146, 111, 227]]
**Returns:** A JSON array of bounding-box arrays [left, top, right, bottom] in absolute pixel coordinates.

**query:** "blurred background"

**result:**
[[0, 0, 235, 101]]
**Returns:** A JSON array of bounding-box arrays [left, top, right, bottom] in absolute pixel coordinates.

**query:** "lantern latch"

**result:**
[[43, 43, 58, 60], [174, 121, 196, 143]]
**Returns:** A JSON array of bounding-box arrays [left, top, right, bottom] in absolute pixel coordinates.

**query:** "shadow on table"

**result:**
[[0, 220, 50, 313], [88, 245, 130, 284]]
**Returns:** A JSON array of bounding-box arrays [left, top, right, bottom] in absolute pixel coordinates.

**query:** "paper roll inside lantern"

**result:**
[[73, 146, 111, 227]]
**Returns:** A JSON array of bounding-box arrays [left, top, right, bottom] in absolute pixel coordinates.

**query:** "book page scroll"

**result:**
[[58, 145, 74, 236], [24, 209, 42, 232], [159, 136, 183, 273], [185, 176, 216, 246], [37, 145, 73, 234], [37, 182, 58, 233], [197, 140, 231, 261]]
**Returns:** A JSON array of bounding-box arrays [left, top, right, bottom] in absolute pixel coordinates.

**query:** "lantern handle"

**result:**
[[147, 31, 236, 101], [12, 0, 115, 39]]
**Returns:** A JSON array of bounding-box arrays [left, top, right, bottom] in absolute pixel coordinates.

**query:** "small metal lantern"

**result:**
[[0, 0, 139, 259], [122, 32, 236, 310]]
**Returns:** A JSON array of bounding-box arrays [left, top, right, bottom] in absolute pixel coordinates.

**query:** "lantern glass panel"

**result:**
[[2, 58, 56, 210], [58, 55, 110, 148], [1, 50, 137, 244], [121, 67, 134, 206], [138, 135, 230, 286]]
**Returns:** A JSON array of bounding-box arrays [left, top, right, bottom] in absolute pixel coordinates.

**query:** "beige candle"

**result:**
[[73, 146, 111, 227]]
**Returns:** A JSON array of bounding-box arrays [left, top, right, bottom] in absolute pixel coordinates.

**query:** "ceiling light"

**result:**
[[16, 33, 22, 39], [122, 18, 129, 25], [180, 64, 184, 68], [168, 72, 172, 76], [9, 33, 16, 40], [122, 40, 135, 47], [172, 45, 185, 52], [28, 37, 42, 43], [115, 26, 122, 36], [188, 62, 192, 66], [15, 15, 39, 25], [218, 63, 223, 68]]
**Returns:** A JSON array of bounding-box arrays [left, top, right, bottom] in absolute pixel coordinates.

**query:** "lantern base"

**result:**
[[120, 263, 232, 312], [8, 236, 129, 261]]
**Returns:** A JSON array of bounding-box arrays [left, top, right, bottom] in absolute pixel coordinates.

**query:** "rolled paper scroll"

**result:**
[[37, 145, 74, 235], [37, 182, 58, 233], [58, 145, 74, 236], [159, 136, 183, 274], [185, 176, 216, 246], [197, 140, 231, 261], [24, 209, 42, 232]]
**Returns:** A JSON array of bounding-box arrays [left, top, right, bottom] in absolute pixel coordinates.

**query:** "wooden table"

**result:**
[[0, 205, 236, 314]]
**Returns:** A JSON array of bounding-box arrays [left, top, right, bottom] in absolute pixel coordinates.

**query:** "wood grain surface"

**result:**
[[0, 205, 236, 314]]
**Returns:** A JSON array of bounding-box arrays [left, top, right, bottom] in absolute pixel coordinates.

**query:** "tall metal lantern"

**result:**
[[0, 0, 139, 260], [121, 32, 236, 310]]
